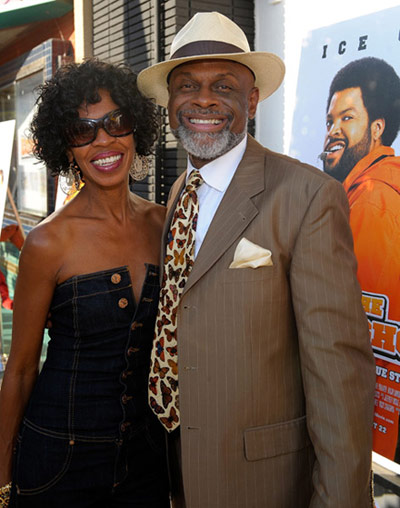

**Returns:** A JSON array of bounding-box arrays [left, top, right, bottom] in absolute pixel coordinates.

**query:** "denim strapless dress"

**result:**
[[11, 265, 169, 507]]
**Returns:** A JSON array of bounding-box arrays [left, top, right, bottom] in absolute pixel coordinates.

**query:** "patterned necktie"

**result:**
[[149, 170, 204, 432]]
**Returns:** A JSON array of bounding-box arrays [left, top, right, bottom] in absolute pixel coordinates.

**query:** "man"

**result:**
[[138, 12, 375, 507], [322, 57, 400, 462]]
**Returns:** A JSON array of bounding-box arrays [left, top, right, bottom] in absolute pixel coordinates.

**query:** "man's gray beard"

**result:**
[[171, 122, 247, 161]]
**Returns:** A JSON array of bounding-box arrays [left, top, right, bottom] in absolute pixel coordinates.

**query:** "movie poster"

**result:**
[[290, 5, 400, 463]]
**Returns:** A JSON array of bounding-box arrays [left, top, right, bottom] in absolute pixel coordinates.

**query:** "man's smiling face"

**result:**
[[167, 59, 259, 168], [323, 87, 372, 182]]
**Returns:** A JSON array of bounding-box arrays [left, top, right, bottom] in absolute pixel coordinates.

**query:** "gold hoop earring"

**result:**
[[129, 154, 149, 181]]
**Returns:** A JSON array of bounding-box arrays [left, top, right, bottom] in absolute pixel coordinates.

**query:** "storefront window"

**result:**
[[0, 84, 18, 203], [15, 71, 47, 217], [0, 85, 15, 121]]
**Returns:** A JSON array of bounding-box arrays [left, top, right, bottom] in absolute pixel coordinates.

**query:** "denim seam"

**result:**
[[23, 419, 117, 442], [17, 445, 73, 495], [68, 278, 81, 441]]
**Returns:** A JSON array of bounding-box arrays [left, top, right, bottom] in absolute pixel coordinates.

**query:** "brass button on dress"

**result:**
[[118, 298, 128, 309], [131, 321, 143, 330], [121, 394, 133, 404], [120, 421, 131, 432], [111, 273, 121, 284], [127, 346, 140, 356]]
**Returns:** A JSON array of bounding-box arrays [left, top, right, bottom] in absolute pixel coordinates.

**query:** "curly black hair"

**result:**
[[30, 58, 160, 176], [327, 57, 400, 147]]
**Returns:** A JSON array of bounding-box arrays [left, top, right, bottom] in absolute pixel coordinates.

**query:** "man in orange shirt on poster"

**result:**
[[322, 56, 400, 461]]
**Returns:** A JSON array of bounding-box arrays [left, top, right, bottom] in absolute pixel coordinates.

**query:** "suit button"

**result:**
[[111, 273, 121, 284], [118, 298, 128, 308]]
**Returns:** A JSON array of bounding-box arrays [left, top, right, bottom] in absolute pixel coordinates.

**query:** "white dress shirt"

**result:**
[[185, 136, 247, 258]]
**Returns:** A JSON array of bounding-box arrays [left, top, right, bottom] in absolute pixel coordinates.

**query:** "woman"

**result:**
[[0, 59, 169, 507]]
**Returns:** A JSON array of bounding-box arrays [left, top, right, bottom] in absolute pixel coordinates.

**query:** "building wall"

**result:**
[[0, 12, 74, 68], [92, 0, 157, 201]]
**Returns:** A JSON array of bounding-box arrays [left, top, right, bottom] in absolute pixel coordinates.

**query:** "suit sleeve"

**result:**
[[290, 177, 375, 507]]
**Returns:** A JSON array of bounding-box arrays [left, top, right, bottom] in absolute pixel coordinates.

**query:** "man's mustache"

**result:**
[[177, 109, 233, 122]]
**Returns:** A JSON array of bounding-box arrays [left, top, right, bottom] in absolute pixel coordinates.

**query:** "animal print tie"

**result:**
[[149, 170, 204, 432]]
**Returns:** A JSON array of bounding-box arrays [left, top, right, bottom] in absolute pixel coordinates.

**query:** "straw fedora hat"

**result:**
[[137, 11, 285, 108]]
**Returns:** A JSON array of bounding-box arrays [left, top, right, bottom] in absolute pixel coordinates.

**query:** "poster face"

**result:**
[[290, 5, 400, 463]]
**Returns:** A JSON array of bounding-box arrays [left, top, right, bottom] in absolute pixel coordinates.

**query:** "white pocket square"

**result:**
[[229, 238, 273, 269]]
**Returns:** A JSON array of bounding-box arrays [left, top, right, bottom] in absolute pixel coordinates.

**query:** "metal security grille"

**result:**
[[92, 0, 157, 201], [92, 0, 254, 204]]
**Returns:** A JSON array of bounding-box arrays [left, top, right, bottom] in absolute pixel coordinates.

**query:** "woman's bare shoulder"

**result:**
[[22, 206, 74, 262]]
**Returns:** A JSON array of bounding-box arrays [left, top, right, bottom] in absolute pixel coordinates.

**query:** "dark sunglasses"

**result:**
[[64, 109, 134, 147]]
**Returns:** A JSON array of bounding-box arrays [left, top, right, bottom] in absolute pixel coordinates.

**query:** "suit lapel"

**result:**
[[183, 135, 266, 294]]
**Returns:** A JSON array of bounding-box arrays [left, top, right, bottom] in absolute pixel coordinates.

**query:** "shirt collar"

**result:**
[[186, 135, 247, 192]]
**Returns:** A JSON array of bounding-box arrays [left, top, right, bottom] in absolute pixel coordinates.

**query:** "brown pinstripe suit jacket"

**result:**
[[163, 135, 375, 508]]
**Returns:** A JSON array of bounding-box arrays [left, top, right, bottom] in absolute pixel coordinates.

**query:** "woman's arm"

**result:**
[[0, 227, 58, 485]]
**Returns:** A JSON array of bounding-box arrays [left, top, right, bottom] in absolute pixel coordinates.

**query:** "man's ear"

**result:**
[[371, 118, 385, 142], [248, 87, 259, 120]]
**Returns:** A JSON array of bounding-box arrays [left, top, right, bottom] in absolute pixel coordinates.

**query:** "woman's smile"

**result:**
[[90, 151, 124, 172]]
